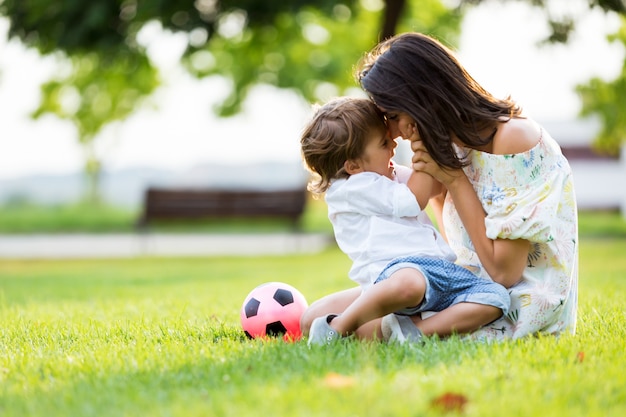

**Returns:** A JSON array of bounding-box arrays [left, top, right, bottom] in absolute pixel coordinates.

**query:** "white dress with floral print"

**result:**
[[443, 128, 578, 340]]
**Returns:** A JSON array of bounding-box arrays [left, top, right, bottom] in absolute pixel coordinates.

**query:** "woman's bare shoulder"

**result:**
[[492, 117, 541, 155]]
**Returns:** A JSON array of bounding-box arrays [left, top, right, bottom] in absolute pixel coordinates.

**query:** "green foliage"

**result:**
[[183, 5, 374, 116], [591, 0, 626, 14], [0, 0, 126, 54], [1, 0, 625, 205], [33, 52, 158, 141], [456, 1, 626, 151], [576, 16, 626, 155], [0, 0, 463, 115], [0, 0, 461, 202], [30, 51, 159, 203], [185, 1, 461, 115], [0, 240, 625, 416], [0, 0, 357, 55]]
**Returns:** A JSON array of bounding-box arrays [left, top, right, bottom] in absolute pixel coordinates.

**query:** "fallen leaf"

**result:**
[[430, 392, 468, 413], [576, 351, 585, 363], [323, 372, 355, 388]]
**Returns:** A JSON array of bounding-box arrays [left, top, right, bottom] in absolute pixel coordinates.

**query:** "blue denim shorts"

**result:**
[[374, 256, 510, 315]]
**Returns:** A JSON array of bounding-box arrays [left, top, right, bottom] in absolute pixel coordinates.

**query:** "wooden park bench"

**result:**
[[136, 187, 308, 230]]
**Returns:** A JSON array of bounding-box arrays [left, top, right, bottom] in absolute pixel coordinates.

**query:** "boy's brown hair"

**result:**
[[300, 97, 387, 195]]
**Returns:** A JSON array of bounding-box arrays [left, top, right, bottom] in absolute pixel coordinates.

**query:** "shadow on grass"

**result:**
[[2, 328, 493, 417]]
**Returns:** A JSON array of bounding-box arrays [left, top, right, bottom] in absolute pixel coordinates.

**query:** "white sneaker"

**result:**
[[381, 314, 423, 344], [307, 314, 340, 346]]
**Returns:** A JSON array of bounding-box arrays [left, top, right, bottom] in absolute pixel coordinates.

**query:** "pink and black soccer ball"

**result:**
[[240, 282, 308, 341]]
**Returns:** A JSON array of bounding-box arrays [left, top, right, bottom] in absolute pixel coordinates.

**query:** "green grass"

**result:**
[[2, 200, 626, 237], [0, 199, 333, 234], [0, 202, 137, 233], [1, 239, 625, 417], [577, 210, 626, 237]]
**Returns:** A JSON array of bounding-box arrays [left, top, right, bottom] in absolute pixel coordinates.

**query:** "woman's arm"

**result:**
[[443, 173, 529, 287], [411, 141, 529, 288]]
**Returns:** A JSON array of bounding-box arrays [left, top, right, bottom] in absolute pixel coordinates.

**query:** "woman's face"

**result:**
[[381, 110, 417, 141]]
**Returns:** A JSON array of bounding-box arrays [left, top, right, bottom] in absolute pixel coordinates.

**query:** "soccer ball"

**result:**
[[240, 282, 308, 341]]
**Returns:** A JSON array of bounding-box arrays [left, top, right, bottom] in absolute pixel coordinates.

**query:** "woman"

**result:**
[[301, 32, 578, 341]]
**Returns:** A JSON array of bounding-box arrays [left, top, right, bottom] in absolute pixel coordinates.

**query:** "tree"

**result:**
[[457, 0, 626, 155], [31, 52, 159, 204], [0, 0, 461, 114], [1, 0, 624, 204], [0, 0, 460, 203], [185, 0, 461, 115], [576, 15, 626, 155]]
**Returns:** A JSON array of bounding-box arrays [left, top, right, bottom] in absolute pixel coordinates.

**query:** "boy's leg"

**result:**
[[300, 287, 361, 335], [377, 256, 509, 342], [330, 267, 426, 337]]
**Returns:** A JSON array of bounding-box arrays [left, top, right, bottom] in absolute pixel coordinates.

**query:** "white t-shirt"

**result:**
[[325, 164, 456, 289]]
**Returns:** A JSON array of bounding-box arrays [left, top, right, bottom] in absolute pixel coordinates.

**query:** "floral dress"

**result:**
[[443, 128, 578, 340]]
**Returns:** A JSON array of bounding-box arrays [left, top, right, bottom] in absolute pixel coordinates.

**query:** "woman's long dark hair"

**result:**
[[358, 32, 522, 169]]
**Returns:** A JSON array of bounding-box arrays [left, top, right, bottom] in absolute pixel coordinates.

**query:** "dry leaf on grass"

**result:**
[[323, 372, 356, 388], [430, 392, 468, 413]]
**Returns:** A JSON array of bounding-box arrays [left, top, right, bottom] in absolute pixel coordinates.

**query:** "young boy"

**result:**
[[300, 97, 510, 345]]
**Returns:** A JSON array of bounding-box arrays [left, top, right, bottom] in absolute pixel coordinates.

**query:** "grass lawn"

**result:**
[[2, 200, 626, 237], [1, 237, 625, 417], [0, 198, 334, 234]]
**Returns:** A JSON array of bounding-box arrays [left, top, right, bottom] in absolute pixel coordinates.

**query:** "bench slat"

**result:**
[[137, 188, 307, 229]]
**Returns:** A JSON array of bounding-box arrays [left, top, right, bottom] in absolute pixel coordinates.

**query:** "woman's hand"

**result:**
[[410, 139, 462, 187]]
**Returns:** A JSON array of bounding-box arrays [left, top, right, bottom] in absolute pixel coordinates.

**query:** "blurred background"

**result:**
[[0, 0, 625, 236]]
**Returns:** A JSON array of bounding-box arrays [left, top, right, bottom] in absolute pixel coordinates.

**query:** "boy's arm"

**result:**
[[406, 169, 443, 211], [403, 126, 443, 211]]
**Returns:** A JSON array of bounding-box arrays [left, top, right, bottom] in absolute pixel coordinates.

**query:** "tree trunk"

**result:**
[[83, 143, 102, 206], [381, 0, 406, 41]]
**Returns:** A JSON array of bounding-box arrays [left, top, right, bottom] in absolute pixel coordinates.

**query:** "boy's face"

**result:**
[[358, 130, 398, 179]]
